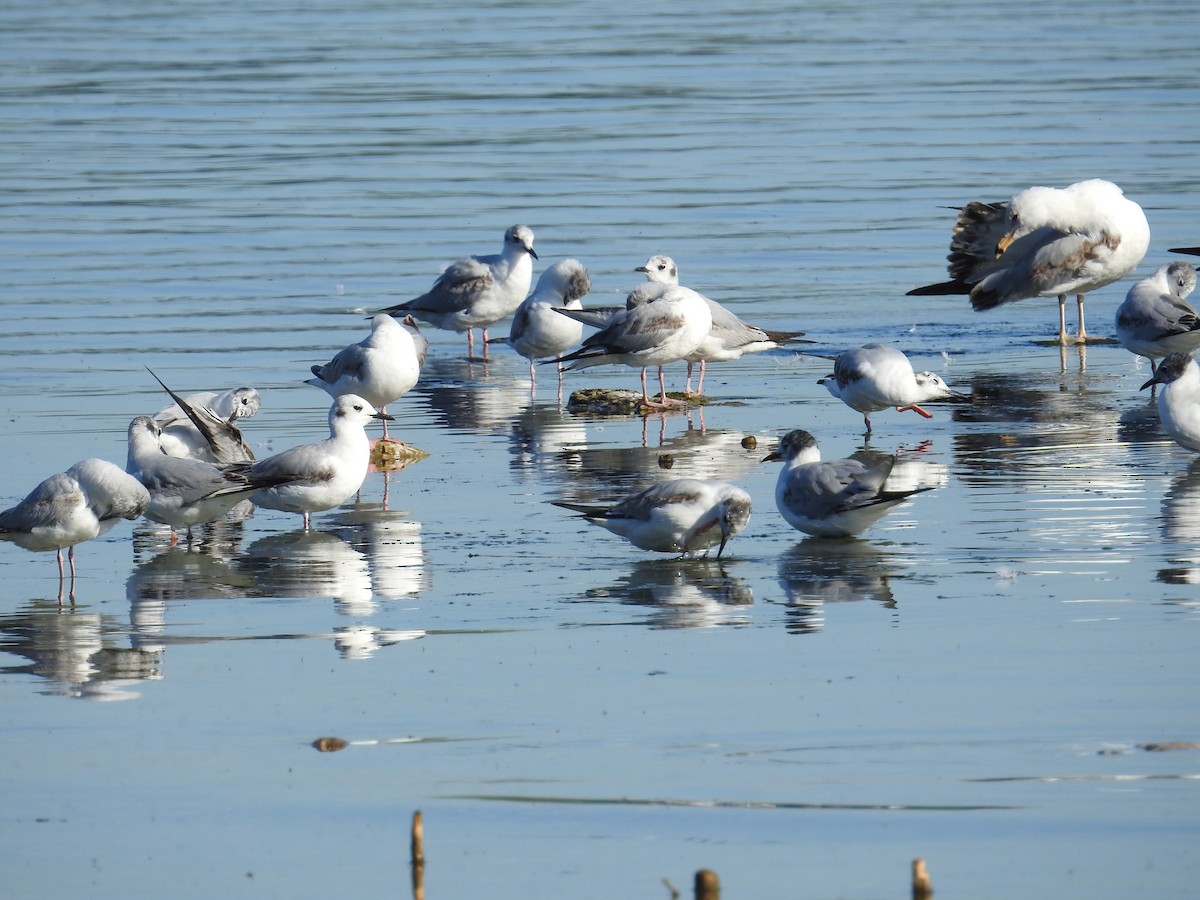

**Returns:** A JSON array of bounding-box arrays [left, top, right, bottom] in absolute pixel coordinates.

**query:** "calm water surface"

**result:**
[[2, 1, 1199, 897]]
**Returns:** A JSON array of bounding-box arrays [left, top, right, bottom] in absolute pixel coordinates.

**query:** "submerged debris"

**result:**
[[566, 388, 712, 416], [312, 736, 348, 752]]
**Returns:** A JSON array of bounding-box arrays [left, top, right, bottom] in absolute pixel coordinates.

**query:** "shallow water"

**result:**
[[2, 0, 1200, 897]]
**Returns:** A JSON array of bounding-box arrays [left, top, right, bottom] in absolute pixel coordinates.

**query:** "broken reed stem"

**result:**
[[694, 868, 720, 900], [912, 857, 933, 899], [411, 810, 425, 900]]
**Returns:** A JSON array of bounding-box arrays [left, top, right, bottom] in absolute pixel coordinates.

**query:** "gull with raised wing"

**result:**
[[127, 416, 296, 544], [0, 459, 150, 594], [763, 429, 934, 537], [907, 179, 1150, 344], [1115, 262, 1200, 372], [248, 394, 393, 530], [552, 479, 751, 558], [1140, 352, 1200, 452], [306, 313, 426, 441], [551, 283, 712, 410], [154, 381, 260, 463], [380, 225, 537, 359], [148, 369, 257, 464], [819, 343, 965, 435], [491, 258, 590, 389]]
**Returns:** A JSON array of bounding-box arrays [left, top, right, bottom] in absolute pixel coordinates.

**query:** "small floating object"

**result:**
[[658, 454, 674, 469], [312, 736, 348, 752], [740, 435, 757, 450]]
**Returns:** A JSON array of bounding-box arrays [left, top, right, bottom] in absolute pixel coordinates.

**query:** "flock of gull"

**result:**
[[3, 177, 1200, 594]]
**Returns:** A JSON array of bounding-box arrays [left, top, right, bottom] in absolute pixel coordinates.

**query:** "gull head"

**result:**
[[505, 224, 537, 260], [635, 255, 679, 285], [762, 429, 821, 465]]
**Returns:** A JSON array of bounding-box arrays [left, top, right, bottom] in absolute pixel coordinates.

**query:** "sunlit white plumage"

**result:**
[[493, 258, 590, 385], [908, 178, 1150, 343], [248, 394, 393, 530], [380, 225, 537, 358], [552, 479, 752, 557], [306, 313, 427, 440], [1140, 352, 1200, 452], [0, 459, 150, 584], [1115, 262, 1200, 370], [551, 283, 712, 409], [763, 429, 933, 537], [819, 343, 964, 434]]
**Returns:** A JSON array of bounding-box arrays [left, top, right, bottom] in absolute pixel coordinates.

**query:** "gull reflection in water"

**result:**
[[326, 508, 430, 600], [414, 356, 533, 433], [579, 558, 753, 629], [1159, 457, 1200, 585], [508, 402, 589, 483], [0, 600, 161, 701], [775, 540, 905, 635], [238, 530, 374, 615]]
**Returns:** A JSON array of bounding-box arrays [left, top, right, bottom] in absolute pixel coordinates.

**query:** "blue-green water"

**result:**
[[1, 1, 1198, 897]]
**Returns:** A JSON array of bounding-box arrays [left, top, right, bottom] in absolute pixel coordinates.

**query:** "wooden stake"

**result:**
[[411, 810, 425, 900], [912, 857, 933, 899], [694, 868, 720, 900]]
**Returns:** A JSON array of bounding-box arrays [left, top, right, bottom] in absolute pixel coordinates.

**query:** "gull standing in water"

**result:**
[[763, 429, 934, 537], [491, 258, 590, 391], [551, 283, 712, 410], [552, 479, 751, 557], [305, 313, 426, 442], [126, 416, 295, 544], [1140, 353, 1200, 451], [0, 459, 150, 595], [1115, 262, 1200, 373], [907, 179, 1150, 344], [819, 343, 965, 435], [633, 255, 807, 394], [248, 394, 392, 530], [380, 225, 537, 359]]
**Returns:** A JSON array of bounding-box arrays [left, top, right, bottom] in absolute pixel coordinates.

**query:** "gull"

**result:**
[[127, 416, 295, 544], [550, 283, 712, 410], [762, 429, 934, 537], [490, 258, 590, 388], [0, 459, 150, 591], [148, 369, 257, 464], [1140, 353, 1200, 451], [630, 255, 808, 394], [907, 179, 1150, 344], [1115, 262, 1200, 373], [379, 225, 537, 359], [247, 394, 393, 530], [552, 479, 751, 558], [818, 343, 965, 435], [305, 313, 427, 441]]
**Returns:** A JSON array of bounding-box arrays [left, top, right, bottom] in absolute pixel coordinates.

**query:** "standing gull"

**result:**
[[1140, 353, 1200, 452], [0, 459, 150, 592], [819, 343, 965, 435], [380, 225, 537, 359], [626, 255, 807, 394], [907, 179, 1150, 344], [552, 479, 751, 558], [1115, 262, 1200, 372], [551, 283, 712, 410], [248, 394, 392, 530], [763, 429, 934, 537], [491, 258, 590, 390], [305, 313, 426, 441]]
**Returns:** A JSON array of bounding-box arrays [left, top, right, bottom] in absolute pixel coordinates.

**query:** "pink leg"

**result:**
[[481, 328, 490, 358], [467, 329, 475, 358], [695, 360, 707, 396]]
